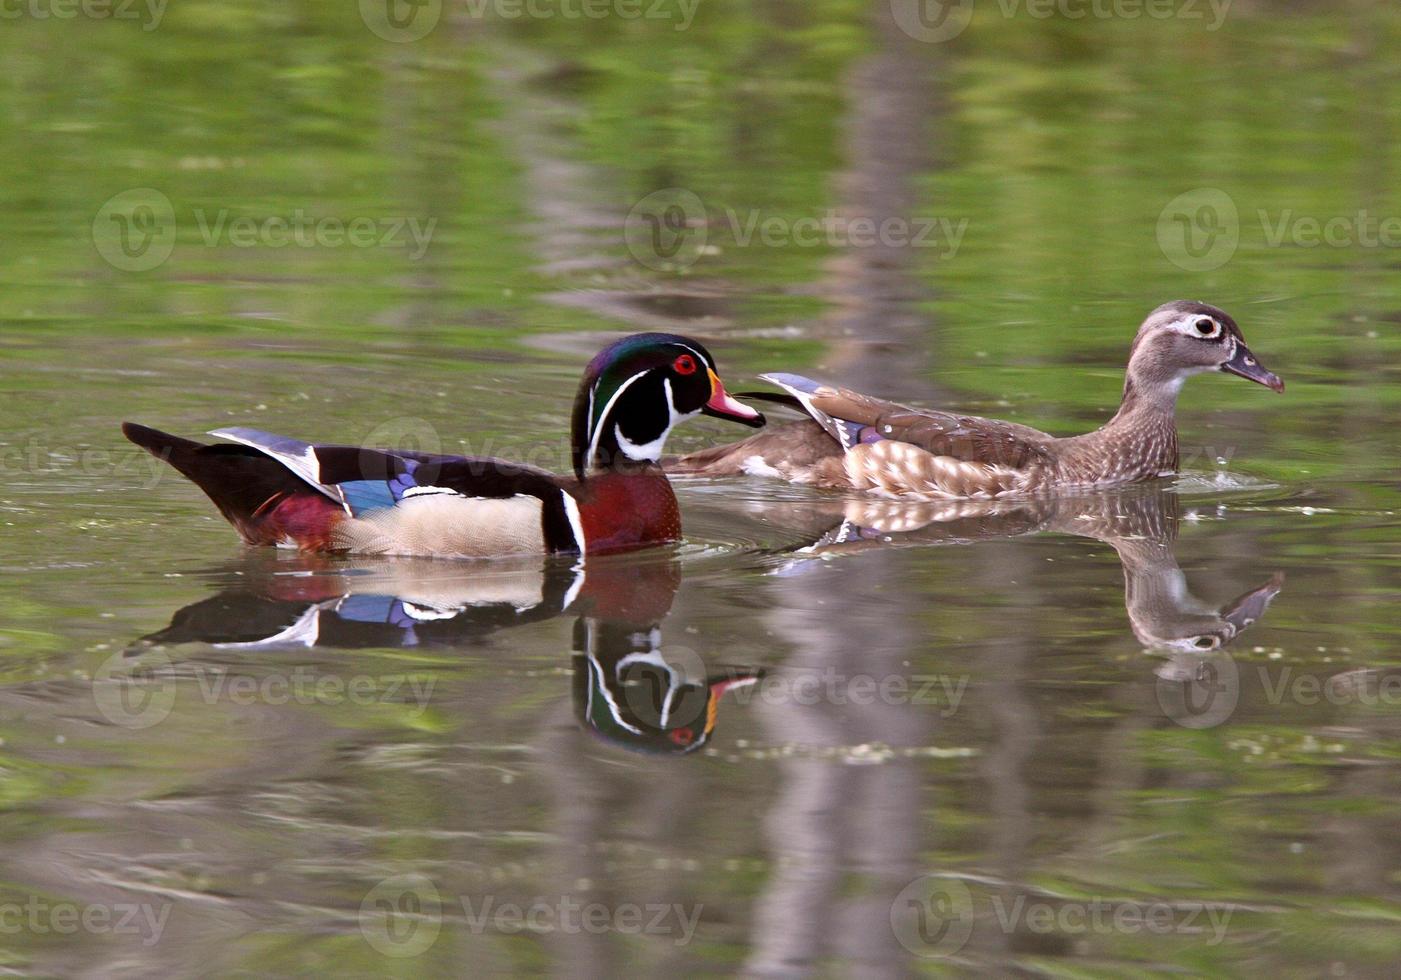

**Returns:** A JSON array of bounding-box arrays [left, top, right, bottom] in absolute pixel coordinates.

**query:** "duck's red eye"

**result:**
[[673, 354, 698, 375]]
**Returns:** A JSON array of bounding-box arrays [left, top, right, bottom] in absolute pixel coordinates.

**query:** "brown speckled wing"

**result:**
[[802, 384, 1056, 471]]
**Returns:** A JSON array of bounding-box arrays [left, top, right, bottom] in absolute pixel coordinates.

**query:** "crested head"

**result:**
[[570, 333, 764, 480], [1120, 300, 1283, 411], [575, 603, 761, 755]]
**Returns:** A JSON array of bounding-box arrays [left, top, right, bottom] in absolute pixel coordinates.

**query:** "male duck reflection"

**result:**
[[131, 557, 761, 755], [123, 334, 763, 559], [770, 487, 1282, 654], [672, 302, 1283, 497]]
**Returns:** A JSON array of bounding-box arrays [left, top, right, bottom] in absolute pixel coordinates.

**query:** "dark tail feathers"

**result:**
[[123, 422, 312, 543]]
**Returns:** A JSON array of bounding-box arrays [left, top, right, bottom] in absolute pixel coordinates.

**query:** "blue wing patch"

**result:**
[[337, 459, 437, 516], [335, 594, 402, 624], [831, 418, 868, 451], [338, 481, 396, 514]]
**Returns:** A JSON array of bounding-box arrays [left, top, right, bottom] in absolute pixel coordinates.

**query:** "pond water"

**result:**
[[3, 2, 1401, 975]]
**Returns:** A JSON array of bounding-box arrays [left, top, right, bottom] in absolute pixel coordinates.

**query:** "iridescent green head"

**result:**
[[570, 333, 764, 480]]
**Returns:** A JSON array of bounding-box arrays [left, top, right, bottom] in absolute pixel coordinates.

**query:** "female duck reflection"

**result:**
[[129, 555, 761, 756], [759, 485, 1283, 659]]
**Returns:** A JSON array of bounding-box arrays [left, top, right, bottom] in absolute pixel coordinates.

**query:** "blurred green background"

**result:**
[[2, 0, 1400, 975]]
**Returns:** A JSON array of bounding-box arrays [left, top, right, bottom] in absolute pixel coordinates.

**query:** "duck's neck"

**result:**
[[580, 431, 671, 478], [1059, 373, 1181, 485], [1109, 370, 1184, 425]]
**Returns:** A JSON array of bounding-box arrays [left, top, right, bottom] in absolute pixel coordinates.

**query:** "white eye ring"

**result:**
[[1193, 317, 1220, 338]]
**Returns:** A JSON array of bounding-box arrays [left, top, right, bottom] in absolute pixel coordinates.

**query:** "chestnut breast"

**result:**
[[573, 470, 682, 555]]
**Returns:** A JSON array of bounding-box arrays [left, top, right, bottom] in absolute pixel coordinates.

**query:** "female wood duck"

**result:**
[[773, 489, 1283, 654], [123, 333, 764, 558], [670, 301, 1283, 498]]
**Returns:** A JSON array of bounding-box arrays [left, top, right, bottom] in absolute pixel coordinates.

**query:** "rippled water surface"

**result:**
[[3, 3, 1401, 976]]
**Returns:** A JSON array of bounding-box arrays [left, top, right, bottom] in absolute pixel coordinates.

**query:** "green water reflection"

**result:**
[[2, 0, 1400, 974]]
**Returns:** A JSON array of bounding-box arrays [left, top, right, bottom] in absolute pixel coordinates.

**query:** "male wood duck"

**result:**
[[129, 557, 587, 651], [573, 615, 760, 756], [129, 554, 761, 755], [123, 333, 764, 559], [669, 301, 1283, 498]]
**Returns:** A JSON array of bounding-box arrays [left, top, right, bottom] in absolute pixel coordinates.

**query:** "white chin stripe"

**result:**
[[614, 377, 693, 463], [616, 424, 669, 462]]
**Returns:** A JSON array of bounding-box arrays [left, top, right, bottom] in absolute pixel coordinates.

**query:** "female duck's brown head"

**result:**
[[1123, 300, 1284, 407]]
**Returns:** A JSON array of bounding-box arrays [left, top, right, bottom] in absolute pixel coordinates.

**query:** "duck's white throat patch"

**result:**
[[613, 378, 695, 463]]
